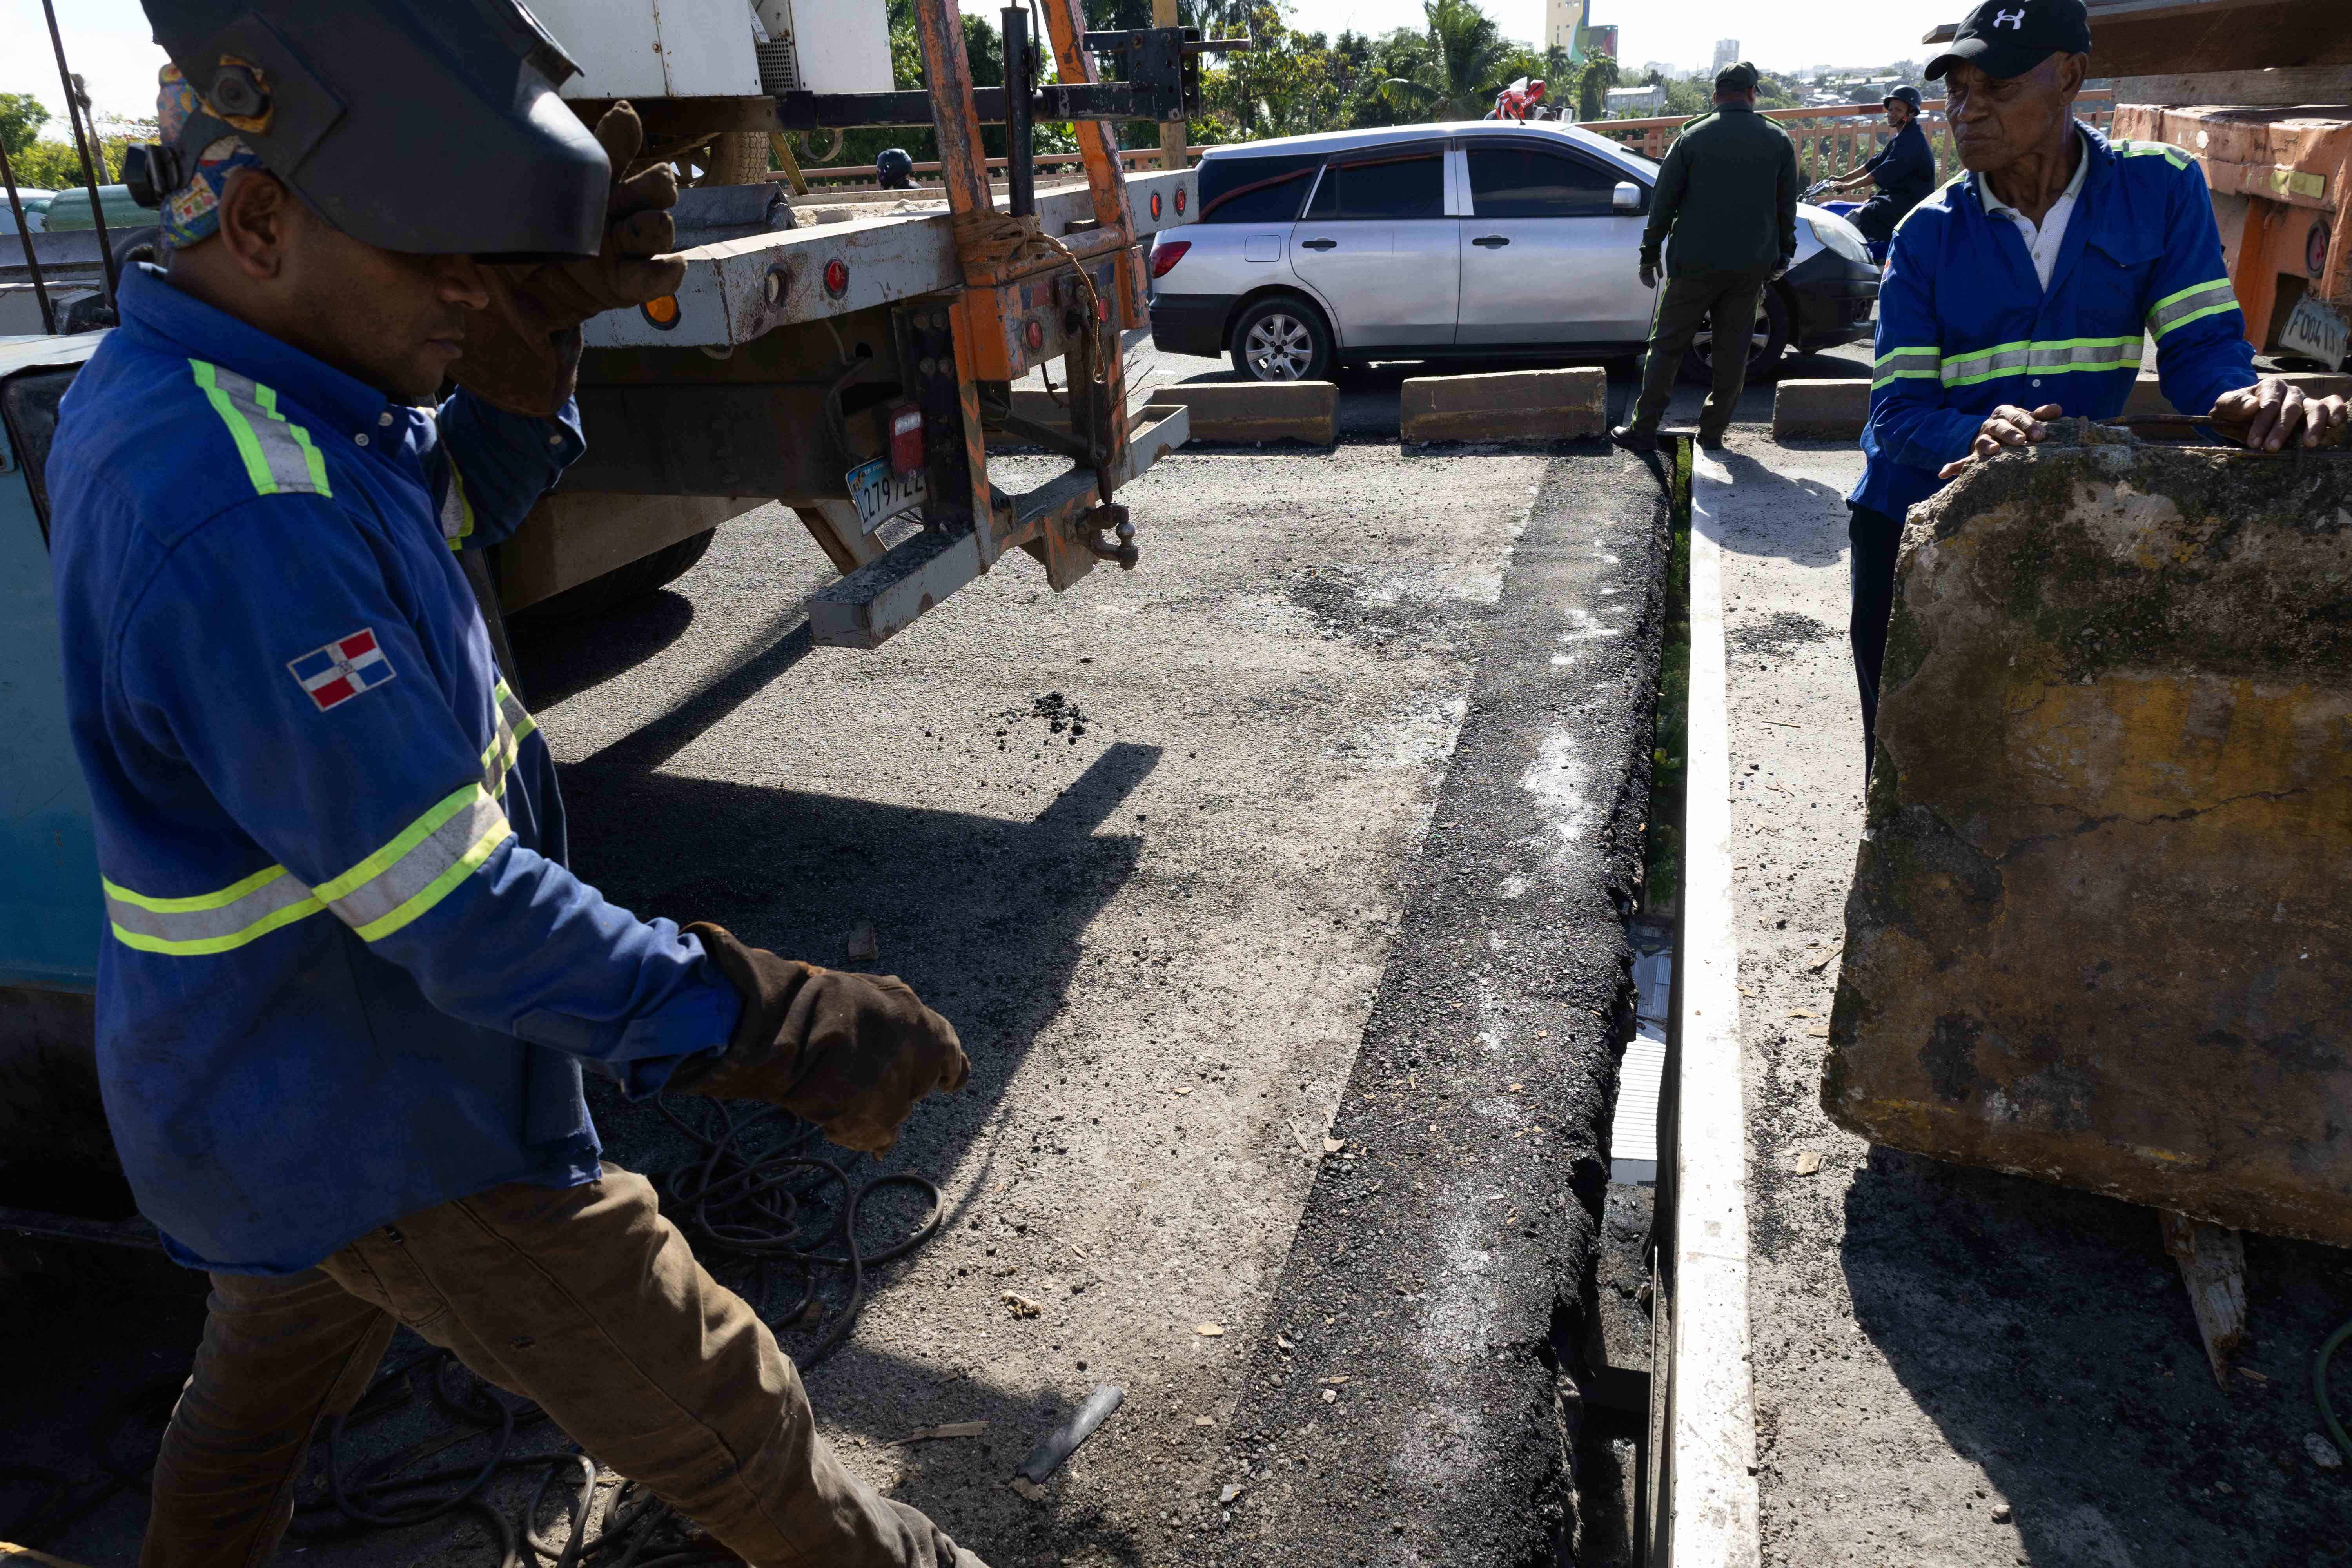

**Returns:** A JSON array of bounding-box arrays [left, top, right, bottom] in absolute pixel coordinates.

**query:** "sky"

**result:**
[[4, 0, 1945, 132]]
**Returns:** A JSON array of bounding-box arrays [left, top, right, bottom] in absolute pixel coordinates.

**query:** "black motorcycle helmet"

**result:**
[[127, 0, 610, 260], [1883, 84, 1925, 114], [876, 147, 915, 191]]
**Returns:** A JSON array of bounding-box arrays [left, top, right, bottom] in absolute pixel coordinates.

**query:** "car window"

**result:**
[[1312, 150, 1446, 220], [1199, 153, 1325, 224], [1466, 146, 1628, 218]]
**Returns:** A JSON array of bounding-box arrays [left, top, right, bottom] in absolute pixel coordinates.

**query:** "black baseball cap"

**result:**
[[1714, 60, 1759, 95], [1927, 0, 2092, 82]]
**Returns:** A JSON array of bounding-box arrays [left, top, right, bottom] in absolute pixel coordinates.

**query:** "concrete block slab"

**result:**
[[1827, 433, 2352, 1245], [1772, 378, 1869, 440], [1399, 366, 1606, 443], [1777, 372, 2352, 443], [1008, 380, 1337, 445]]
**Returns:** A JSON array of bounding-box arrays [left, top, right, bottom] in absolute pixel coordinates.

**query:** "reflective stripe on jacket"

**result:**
[[1851, 125, 2256, 520], [47, 267, 738, 1274]]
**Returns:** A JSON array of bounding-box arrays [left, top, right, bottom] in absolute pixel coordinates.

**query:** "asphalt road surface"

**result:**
[[7, 334, 2343, 1568]]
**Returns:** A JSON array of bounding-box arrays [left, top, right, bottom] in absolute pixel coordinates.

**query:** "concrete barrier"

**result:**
[[1772, 378, 1870, 440], [1008, 379, 1338, 445], [1398, 366, 1606, 443], [1775, 371, 2352, 442]]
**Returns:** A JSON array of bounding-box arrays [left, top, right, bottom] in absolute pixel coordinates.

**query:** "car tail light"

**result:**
[[1150, 240, 1190, 278], [890, 406, 924, 475]]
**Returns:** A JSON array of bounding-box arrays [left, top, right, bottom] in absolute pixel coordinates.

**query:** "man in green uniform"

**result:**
[[1612, 60, 1798, 452]]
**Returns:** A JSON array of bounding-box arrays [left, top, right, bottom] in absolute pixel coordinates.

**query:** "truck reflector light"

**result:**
[[1150, 240, 1190, 278], [823, 259, 849, 297], [1150, 191, 1162, 220], [1175, 185, 1186, 214], [642, 295, 680, 329], [890, 406, 924, 475], [1025, 317, 1045, 350]]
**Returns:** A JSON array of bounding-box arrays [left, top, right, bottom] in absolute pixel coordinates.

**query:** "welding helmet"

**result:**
[[126, 0, 610, 260]]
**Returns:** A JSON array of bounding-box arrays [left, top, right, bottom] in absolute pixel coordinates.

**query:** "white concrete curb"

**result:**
[[1670, 450, 1764, 1566]]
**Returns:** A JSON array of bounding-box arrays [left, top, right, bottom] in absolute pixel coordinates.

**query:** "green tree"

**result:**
[[11, 135, 132, 189], [1376, 0, 1514, 121], [1573, 55, 1619, 120], [1201, 3, 1339, 140], [0, 94, 46, 162]]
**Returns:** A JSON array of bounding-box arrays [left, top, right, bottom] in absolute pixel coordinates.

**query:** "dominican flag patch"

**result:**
[[287, 628, 395, 712]]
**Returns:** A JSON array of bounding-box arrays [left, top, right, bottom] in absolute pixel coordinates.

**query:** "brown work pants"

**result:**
[[140, 1164, 981, 1568], [1629, 265, 1774, 441]]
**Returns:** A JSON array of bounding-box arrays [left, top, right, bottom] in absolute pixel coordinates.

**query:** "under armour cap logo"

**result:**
[[1993, 7, 2027, 25]]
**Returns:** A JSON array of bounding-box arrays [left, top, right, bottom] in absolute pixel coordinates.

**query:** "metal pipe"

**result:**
[[0, 132, 59, 335], [1002, 6, 1035, 219], [42, 0, 117, 310]]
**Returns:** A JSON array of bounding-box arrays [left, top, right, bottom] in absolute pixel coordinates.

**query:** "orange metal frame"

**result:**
[[910, 0, 1149, 586]]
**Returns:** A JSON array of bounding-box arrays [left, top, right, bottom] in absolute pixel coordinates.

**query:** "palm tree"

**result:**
[[1377, 0, 1515, 121]]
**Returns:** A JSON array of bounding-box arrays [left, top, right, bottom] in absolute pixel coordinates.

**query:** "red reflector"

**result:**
[[1175, 185, 1186, 214], [1150, 191, 1162, 220], [889, 406, 924, 474], [1150, 240, 1190, 278], [1025, 317, 1044, 350], [823, 259, 849, 297]]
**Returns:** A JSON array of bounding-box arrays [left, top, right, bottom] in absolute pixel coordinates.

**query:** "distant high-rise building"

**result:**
[[1585, 24, 1618, 58], [1713, 38, 1741, 70], [1545, 0, 1586, 56]]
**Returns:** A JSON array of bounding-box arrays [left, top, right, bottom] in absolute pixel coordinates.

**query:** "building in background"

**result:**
[[1545, 0, 1586, 56], [1713, 38, 1741, 70], [1585, 22, 1617, 56], [1606, 82, 1667, 114]]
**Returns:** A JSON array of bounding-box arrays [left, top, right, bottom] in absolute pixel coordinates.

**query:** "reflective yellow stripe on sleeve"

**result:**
[[1873, 346, 1943, 389], [2147, 279, 2239, 340], [313, 782, 512, 940], [103, 709, 532, 955]]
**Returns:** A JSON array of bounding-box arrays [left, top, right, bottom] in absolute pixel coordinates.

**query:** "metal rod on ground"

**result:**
[[41, 0, 116, 309], [1002, 5, 1035, 218], [0, 134, 58, 335]]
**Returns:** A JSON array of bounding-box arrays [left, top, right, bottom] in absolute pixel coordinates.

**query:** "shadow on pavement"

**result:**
[[1704, 447, 1858, 568], [1842, 1145, 2352, 1567]]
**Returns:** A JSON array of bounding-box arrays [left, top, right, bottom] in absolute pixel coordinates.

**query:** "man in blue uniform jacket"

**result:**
[[1848, 0, 2346, 764], [49, 4, 984, 1566], [1825, 85, 1936, 247]]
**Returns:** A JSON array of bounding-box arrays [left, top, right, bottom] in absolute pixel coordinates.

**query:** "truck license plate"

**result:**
[[2279, 294, 2349, 371], [848, 457, 927, 535]]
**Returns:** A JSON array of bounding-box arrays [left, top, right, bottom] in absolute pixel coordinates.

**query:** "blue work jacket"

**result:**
[[47, 267, 739, 1274], [1853, 125, 2256, 520]]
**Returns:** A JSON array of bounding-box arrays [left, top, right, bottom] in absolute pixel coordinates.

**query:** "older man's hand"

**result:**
[[2211, 379, 2350, 452], [1938, 403, 2063, 479]]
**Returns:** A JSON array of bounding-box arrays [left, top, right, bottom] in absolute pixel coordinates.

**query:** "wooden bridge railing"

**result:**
[[1579, 90, 2116, 184]]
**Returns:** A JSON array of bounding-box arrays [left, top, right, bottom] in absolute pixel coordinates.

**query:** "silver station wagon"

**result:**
[[1147, 120, 1880, 383]]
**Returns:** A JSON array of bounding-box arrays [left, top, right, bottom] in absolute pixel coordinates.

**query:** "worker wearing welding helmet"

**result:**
[[1847, 0, 2347, 765], [46, 4, 984, 1566]]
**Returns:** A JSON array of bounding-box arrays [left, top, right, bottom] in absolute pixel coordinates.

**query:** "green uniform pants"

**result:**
[[142, 1164, 985, 1568], [1629, 266, 1775, 439]]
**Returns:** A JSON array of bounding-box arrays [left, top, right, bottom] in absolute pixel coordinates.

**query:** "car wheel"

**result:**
[[1680, 285, 1791, 386], [1230, 294, 1333, 383]]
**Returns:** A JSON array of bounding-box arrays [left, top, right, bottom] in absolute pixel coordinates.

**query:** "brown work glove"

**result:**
[[670, 922, 971, 1156], [451, 102, 688, 417]]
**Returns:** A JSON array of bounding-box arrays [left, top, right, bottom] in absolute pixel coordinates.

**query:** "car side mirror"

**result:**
[[1613, 182, 1642, 213]]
